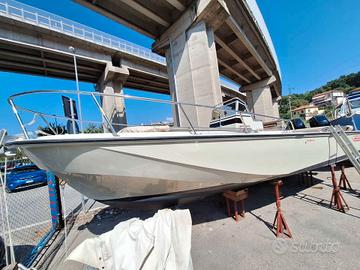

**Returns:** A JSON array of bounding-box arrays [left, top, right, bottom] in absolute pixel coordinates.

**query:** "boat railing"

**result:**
[[8, 90, 294, 139]]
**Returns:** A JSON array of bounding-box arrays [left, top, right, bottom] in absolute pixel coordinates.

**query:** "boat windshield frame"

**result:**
[[214, 97, 251, 117], [8, 90, 293, 139], [348, 97, 360, 110]]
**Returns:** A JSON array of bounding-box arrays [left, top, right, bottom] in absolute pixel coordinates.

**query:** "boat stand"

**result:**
[[338, 165, 353, 191], [329, 165, 349, 212], [223, 189, 248, 222], [272, 180, 292, 238]]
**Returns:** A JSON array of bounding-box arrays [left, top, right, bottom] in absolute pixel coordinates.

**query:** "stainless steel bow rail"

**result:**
[[8, 90, 293, 139]]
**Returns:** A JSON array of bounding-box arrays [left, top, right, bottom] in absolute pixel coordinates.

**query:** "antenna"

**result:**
[[288, 87, 294, 119], [69, 46, 84, 132]]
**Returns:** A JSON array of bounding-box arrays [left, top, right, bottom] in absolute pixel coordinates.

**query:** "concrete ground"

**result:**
[[46, 168, 360, 270]]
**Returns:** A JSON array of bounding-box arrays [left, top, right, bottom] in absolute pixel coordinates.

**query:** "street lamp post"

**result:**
[[69, 47, 86, 210], [69, 46, 84, 132]]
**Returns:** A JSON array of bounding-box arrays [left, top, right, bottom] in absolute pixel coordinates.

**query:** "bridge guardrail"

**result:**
[[0, 0, 166, 65]]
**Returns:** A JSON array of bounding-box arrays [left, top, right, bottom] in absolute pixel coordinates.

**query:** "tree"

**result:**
[[279, 71, 360, 118], [84, 124, 103, 133], [279, 95, 309, 119], [37, 123, 67, 136]]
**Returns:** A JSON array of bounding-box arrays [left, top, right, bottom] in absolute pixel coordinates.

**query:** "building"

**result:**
[[312, 90, 344, 107], [292, 104, 324, 121]]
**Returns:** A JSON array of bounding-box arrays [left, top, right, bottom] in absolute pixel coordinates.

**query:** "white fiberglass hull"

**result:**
[[8, 130, 360, 203]]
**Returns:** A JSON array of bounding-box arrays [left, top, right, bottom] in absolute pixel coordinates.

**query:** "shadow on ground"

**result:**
[[79, 175, 324, 236]]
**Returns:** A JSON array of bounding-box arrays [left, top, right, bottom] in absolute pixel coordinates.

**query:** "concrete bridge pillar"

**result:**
[[246, 86, 276, 122], [165, 21, 222, 128], [272, 98, 280, 118], [240, 76, 280, 122], [97, 63, 129, 132]]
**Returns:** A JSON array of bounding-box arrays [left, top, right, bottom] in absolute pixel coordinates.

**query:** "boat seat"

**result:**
[[119, 125, 170, 133], [241, 115, 264, 131]]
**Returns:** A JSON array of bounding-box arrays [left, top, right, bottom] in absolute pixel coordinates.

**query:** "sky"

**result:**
[[258, 0, 360, 94], [1, 0, 360, 134]]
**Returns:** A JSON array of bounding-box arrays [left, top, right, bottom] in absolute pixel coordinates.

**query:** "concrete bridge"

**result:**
[[0, 0, 280, 129], [76, 0, 282, 126], [0, 0, 243, 99]]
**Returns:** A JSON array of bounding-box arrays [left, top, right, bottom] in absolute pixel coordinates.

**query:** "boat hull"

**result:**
[[10, 130, 360, 202]]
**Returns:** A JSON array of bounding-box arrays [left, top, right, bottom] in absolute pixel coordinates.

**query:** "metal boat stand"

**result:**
[[223, 189, 248, 222], [272, 180, 292, 238], [338, 165, 353, 191], [329, 165, 350, 212]]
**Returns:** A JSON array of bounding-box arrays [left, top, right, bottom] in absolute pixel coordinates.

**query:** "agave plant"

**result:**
[[37, 123, 67, 136]]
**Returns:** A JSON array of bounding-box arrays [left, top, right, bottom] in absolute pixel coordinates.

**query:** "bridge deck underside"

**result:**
[[0, 40, 170, 94], [76, 0, 192, 39], [215, 23, 268, 86], [0, 41, 103, 82]]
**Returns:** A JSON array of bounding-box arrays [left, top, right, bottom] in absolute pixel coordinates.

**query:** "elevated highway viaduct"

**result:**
[[0, 0, 245, 129], [76, 0, 282, 126]]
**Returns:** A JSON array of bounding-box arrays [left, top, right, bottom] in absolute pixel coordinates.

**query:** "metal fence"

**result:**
[[0, 182, 53, 266], [0, 0, 165, 65], [0, 157, 56, 267], [0, 154, 102, 268]]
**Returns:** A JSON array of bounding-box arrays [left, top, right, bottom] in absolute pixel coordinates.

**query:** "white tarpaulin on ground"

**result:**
[[67, 209, 193, 270]]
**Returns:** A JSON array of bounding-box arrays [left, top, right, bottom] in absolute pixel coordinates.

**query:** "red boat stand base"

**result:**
[[223, 189, 248, 222], [272, 180, 292, 238], [330, 166, 350, 212], [338, 165, 353, 191]]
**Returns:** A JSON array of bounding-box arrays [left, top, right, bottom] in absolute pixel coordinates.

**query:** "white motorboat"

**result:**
[[6, 90, 360, 205]]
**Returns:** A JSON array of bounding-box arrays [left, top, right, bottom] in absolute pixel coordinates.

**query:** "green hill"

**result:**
[[279, 71, 360, 119]]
